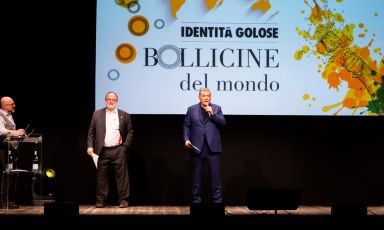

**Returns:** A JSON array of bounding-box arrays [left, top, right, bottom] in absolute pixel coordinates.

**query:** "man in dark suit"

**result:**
[[87, 92, 133, 208], [183, 88, 226, 204]]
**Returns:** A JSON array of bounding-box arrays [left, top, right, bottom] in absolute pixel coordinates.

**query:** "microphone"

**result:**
[[208, 110, 212, 117], [205, 102, 212, 117]]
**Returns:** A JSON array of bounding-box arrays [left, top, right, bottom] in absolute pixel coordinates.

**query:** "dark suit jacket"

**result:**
[[87, 108, 133, 156], [183, 103, 226, 153]]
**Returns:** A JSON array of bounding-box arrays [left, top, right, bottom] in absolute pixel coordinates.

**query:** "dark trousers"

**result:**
[[97, 145, 129, 203], [0, 150, 17, 205], [191, 141, 222, 204], [0, 172, 17, 204]]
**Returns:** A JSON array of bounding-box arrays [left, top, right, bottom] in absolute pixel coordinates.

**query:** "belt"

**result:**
[[103, 145, 120, 150]]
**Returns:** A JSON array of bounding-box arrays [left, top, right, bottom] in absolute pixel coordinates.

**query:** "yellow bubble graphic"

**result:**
[[115, 0, 138, 9], [115, 43, 137, 64], [128, 15, 149, 36]]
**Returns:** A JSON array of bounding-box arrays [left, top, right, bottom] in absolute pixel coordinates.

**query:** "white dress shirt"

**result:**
[[104, 109, 120, 147]]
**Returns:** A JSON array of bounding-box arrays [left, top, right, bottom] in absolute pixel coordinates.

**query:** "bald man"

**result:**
[[0, 96, 25, 209], [0, 97, 25, 137]]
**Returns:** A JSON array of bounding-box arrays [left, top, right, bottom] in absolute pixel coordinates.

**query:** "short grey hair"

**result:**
[[105, 91, 118, 101], [199, 88, 211, 95]]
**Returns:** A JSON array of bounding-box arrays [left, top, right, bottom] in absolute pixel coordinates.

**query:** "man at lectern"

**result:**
[[0, 96, 26, 209], [183, 88, 226, 204]]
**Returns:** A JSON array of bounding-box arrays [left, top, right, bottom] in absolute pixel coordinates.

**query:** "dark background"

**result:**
[[3, 1, 383, 206]]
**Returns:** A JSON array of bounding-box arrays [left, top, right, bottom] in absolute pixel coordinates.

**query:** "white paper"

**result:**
[[189, 143, 201, 153], [91, 153, 99, 169]]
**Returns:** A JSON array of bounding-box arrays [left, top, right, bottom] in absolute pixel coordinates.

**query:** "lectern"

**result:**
[[3, 134, 43, 210]]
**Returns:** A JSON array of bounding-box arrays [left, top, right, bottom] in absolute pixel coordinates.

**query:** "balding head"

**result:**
[[1, 96, 15, 113], [1, 97, 12, 109]]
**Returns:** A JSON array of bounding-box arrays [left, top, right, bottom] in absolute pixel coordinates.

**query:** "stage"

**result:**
[[1, 205, 383, 226]]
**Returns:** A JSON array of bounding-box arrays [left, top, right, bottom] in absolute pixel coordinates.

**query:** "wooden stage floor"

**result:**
[[1, 205, 383, 226], [1, 205, 384, 216]]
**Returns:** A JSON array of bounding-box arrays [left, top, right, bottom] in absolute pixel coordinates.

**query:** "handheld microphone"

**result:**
[[206, 102, 212, 117]]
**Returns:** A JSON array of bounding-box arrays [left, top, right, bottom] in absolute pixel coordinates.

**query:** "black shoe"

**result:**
[[119, 200, 128, 208], [96, 201, 104, 208]]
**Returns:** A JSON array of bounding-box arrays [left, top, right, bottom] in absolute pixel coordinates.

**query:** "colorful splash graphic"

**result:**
[[115, 0, 138, 9], [295, 0, 384, 115], [251, 0, 271, 13], [170, 0, 271, 19]]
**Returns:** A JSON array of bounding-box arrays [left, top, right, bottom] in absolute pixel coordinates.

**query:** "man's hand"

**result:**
[[185, 140, 192, 148], [9, 129, 26, 136], [203, 103, 213, 117], [87, 147, 94, 156]]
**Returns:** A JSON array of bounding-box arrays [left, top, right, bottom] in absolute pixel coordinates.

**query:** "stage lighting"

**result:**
[[39, 168, 57, 201], [45, 168, 56, 178]]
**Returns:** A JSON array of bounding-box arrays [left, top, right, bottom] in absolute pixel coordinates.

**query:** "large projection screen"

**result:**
[[96, 0, 383, 115]]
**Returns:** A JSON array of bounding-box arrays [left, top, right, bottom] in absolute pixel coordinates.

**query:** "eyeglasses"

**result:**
[[6, 103, 15, 106]]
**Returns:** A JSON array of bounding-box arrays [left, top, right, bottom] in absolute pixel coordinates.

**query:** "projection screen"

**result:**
[[96, 0, 383, 115]]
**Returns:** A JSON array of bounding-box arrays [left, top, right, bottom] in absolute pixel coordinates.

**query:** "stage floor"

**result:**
[[1, 205, 384, 216], [1, 205, 384, 227]]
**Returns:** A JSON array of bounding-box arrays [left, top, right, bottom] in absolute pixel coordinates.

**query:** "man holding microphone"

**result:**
[[183, 88, 226, 204]]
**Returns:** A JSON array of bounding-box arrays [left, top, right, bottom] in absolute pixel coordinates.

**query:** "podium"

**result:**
[[2, 134, 43, 210]]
